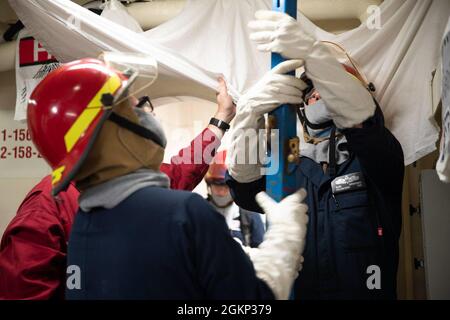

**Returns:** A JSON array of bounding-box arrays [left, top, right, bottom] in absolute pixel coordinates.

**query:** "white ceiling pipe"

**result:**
[[0, 1, 18, 24], [0, 41, 15, 73], [0, 23, 8, 45], [299, 0, 383, 23]]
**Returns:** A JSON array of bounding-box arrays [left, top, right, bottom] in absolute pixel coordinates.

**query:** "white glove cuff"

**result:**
[[227, 115, 265, 183], [305, 42, 376, 129], [242, 222, 307, 300]]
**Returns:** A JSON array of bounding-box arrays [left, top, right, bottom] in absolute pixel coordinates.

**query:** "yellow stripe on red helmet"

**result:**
[[64, 73, 122, 153]]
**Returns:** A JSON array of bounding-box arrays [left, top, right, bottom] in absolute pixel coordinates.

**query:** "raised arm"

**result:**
[[160, 78, 236, 191]]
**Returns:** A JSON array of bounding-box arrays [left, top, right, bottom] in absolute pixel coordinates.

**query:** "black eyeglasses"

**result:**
[[305, 91, 321, 106], [136, 96, 154, 112]]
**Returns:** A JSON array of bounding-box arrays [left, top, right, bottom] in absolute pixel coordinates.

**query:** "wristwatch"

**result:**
[[209, 117, 230, 132]]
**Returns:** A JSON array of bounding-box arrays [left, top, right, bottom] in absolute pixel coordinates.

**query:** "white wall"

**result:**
[[420, 170, 450, 299], [154, 96, 228, 198], [0, 71, 51, 236]]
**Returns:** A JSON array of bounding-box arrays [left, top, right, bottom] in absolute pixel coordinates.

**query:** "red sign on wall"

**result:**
[[19, 37, 58, 67]]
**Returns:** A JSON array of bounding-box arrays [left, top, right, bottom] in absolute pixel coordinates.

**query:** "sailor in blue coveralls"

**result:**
[[226, 11, 404, 300], [26, 58, 310, 300], [205, 150, 265, 248], [63, 101, 308, 300]]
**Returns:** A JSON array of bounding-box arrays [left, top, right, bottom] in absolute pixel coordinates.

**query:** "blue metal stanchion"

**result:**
[[265, 0, 299, 301], [266, 0, 299, 202]]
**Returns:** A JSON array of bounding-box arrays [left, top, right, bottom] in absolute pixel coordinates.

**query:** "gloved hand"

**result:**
[[304, 45, 376, 129], [236, 59, 306, 119], [227, 59, 306, 183], [249, 10, 376, 129], [249, 10, 316, 60], [241, 189, 309, 300]]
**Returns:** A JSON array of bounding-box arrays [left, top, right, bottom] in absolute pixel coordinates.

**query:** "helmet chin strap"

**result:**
[[296, 104, 338, 178], [108, 111, 165, 148], [296, 103, 336, 145], [297, 103, 334, 131]]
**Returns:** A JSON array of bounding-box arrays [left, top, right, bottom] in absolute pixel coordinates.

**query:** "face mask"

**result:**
[[210, 193, 234, 208], [299, 99, 337, 141], [305, 99, 332, 124], [151, 112, 163, 125], [133, 107, 167, 148], [298, 99, 350, 168]]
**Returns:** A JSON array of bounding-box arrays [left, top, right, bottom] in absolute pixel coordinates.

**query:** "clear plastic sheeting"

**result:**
[[100, 51, 159, 102], [9, 0, 236, 106], [8, 0, 450, 165]]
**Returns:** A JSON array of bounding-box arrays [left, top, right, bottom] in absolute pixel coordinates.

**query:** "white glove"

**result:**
[[249, 10, 376, 129], [249, 10, 316, 60], [227, 59, 306, 183], [242, 189, 309, 300], [305, 43, 376, 129]]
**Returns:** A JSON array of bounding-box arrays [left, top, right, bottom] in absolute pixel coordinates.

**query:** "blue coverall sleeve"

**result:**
[[185, 193, 274, 300], [249, 213, 265, 248], [343, 104, 405, 194], [225, 172, 265, 214]]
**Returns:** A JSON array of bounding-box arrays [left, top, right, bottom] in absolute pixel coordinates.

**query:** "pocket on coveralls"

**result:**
[[330, 191, 377, 251]]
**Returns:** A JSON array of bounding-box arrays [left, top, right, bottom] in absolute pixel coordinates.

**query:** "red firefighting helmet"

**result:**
[[27, 58, 134, 195], [205, 150, 228, 185]]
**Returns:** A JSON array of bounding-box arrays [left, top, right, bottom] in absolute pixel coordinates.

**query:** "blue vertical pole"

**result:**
[[266, 0, 298, 202]]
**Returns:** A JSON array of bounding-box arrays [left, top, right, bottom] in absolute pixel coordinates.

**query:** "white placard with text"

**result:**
[[0, 109, 50, 178]]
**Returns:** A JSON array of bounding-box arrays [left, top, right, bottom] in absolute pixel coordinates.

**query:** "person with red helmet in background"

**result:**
[[2, 54, 309, 300], [226, 11, 404, 300], [205, 150, 265, 248], [0, 54, 234, 300]]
